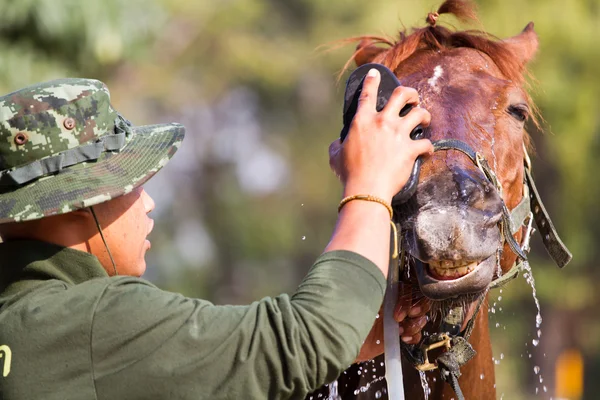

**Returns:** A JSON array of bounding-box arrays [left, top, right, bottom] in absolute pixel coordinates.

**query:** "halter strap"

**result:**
[[431, 139, 571, 270]]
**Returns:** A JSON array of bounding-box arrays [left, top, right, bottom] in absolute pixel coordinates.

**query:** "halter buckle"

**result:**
[[415, 334, 453, 371], [521, 212, 535, 254]]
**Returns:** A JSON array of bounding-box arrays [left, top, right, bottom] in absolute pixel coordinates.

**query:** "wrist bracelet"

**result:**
[[338, 194, 393, 219], [337, 194, 398, 259]]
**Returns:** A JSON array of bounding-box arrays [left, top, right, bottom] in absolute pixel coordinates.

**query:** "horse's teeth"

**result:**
[[428, 260, 479, 277]]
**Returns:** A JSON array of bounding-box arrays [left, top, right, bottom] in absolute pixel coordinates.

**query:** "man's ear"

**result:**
[[354, 39, 387, 67]]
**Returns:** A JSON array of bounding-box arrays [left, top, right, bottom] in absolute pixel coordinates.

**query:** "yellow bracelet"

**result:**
[[338, 194, 394, 219], [337, 194, 399, 259]]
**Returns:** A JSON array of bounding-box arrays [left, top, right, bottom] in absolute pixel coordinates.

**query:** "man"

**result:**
[[0, 70, 432, 399]]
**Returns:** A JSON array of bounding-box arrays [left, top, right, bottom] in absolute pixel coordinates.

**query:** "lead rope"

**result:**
[[384, 222, 404, 400], [89, 206, 118, 276]]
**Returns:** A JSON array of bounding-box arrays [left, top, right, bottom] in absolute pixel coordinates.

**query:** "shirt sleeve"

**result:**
[[91, 250, 386, 400]]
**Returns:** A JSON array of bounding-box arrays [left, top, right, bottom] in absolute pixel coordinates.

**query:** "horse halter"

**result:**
[[342, 63, 572, 400]]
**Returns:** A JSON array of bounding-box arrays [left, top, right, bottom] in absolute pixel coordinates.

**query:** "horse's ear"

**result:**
[[503, 22, 539, 67], [354, 39, 387, 66]]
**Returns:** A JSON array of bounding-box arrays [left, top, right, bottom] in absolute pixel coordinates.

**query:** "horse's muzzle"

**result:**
[[399, 165, 504, 299]]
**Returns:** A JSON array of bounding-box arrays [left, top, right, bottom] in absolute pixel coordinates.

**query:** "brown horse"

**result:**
[[308, 0, 565, 399]]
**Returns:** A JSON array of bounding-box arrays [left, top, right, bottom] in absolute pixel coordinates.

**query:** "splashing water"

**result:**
[[419, 371, 431, 400], [522, 262, 543, 329], [328, 380, 340, 400]]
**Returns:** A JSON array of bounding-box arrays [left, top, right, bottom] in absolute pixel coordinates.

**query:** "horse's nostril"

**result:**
[[454, 170, 502, 212], [457, 176, 480, 203]]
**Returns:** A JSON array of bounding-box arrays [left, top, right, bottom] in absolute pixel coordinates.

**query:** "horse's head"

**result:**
[[353, 1, 539, 305]]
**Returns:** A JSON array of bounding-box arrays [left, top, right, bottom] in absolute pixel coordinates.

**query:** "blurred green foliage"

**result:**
[[0, 0, 597, 398]]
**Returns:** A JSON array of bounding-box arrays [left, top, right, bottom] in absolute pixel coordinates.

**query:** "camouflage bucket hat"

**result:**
[[0, 78, 185, 224]]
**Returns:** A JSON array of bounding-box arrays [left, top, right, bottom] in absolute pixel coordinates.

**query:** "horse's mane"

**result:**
[[344, 0, 525, 83]]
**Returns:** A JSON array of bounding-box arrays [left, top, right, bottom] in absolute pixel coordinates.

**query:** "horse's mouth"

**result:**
[[415, 254, 496, 300], [427, 260, 478, 280]]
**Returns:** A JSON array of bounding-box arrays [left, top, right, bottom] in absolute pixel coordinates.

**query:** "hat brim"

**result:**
[[0, 123, 185, 223]]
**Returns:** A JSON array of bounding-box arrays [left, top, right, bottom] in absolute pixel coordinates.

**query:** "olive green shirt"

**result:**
[[0, 240, 385, 400]]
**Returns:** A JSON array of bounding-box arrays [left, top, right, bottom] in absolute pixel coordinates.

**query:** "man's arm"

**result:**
[[325, 68, 432, 277], [91, 68, 432, 399], [91, 251, 384, 399]]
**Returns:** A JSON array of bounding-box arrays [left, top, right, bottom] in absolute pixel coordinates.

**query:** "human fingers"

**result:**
[[402, 332, 422, 345], [407, 298, 433, 318], [394, 284, 414, 322], [356, 68, 381, 114], [401, 315, 428, 340], [397, 107, 432, 137], [381, 86, 419, 119], [408, 138, 434, 158]]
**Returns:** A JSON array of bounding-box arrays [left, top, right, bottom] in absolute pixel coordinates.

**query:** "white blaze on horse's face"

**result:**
[[427, 65, 444, 92]]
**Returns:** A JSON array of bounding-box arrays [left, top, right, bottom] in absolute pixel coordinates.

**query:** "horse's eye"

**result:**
[[507, 104, 529, 122]]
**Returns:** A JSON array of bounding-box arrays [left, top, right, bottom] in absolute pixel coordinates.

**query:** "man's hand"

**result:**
[[329, 68, 433, 202], [324, 68, 433, 277], [356, 285, 432, 363]]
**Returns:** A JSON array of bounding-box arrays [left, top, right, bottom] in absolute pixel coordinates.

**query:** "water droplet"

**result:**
[[375, 340, 380, 345], [375, 391, 382, 399], [532, 339, 539, 346], [480, 373, 485, 380], [498, 296, 502, 301], [537, 329, 542, 338], [500, 353, 504, 360], [495, 322, 500, 328], [543, 386, 547, 393], [534, 366, 540, 374]]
